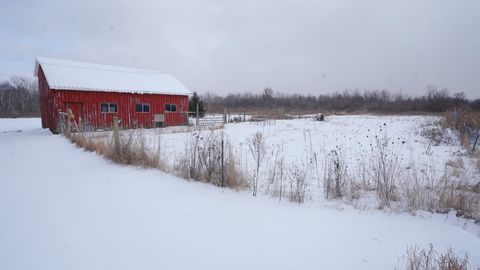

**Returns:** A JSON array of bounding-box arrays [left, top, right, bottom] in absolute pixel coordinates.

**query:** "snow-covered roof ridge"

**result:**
[[34, 57, 192, 96]]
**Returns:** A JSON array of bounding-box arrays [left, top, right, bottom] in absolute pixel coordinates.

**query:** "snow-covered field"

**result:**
[[0, 117, 42, 133], [139, 115, 479, 206], [167, 115, 474, 173], [1, 117, 479, 269]]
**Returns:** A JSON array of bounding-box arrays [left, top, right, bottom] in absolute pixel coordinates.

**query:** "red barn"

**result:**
[[35, 57, 192, 133]]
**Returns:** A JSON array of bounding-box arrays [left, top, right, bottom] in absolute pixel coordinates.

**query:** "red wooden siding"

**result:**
[[38, 67, 189, 133], [38, 66, 54, 129]]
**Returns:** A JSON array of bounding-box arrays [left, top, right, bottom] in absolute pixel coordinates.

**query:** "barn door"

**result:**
[[154, 114, 164, 127], [64, 102, 84, 129]]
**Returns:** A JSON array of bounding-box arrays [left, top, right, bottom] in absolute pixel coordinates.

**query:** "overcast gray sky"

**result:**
[[1, 0, 479, 97]]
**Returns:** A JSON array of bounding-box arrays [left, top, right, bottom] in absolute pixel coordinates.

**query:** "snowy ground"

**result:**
[[1, 118, 479, 270], [0, 117, 42, 132]]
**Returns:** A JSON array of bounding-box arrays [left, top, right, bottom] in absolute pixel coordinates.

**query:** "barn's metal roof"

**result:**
[[34, 57, 192, 96]]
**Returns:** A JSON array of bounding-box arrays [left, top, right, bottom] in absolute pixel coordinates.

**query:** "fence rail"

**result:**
[[197, 115, 224, 126]]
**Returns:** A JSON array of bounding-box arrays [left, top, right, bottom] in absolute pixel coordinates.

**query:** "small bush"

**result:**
[[224, 143, 249, 189], [370, 133, 401, 207], [266, 144, 286, 201], [112, 129, 163, 169], [172, 129, 248, 190], [323, 148, 348, 199], [396, 244, 472, 270], [400, 164, 433, 213], [421, 126, 448, 146], [287, 163, 308, 203], [442, 109, 480, 152]]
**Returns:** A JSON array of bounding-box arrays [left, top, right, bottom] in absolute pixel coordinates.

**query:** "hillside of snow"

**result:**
[[0, 118, 479, 270]]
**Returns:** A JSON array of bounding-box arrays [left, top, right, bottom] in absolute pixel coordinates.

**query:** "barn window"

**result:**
[[165, 104, 177, 112], [136, 103, 150, 113], [100, 103, 118, 113]]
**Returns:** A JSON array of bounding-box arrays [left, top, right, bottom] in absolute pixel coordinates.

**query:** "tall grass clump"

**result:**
[[323, 147, 348, 199], [70, 129, 165, 169], [174, 129, 249, 189], [286, 162, 308, 203], [248, 131, 267, 196], [370, 133, 402, 207], [395, 244, 473, 270], [442, 108, 480, 153]]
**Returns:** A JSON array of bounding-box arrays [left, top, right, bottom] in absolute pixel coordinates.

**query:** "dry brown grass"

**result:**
[[321, 141, 480, 219], [70, 134, 110, 156], [114, 130, 162, 168], [396, 244, 472, 270], [442, 109, 480, 151], [286, 163, 308, 203], [323, 148, 348, 199], [398, 162, 480, 219], [69, 120, 480, 220], [70, 130, 164, 170], [170, 129, 249, 190], [224, 144, 249, 189]]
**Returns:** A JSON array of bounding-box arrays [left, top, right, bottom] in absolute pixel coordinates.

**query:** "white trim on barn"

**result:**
[[34, 57, 192, 96]]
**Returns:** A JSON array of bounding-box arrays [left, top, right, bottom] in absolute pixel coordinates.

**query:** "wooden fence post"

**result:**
[[221, 131, 225, 187], [196, 103, 199, 126], [113, 117, 120, 159], [65, 112, 71, 138], [223, 108, 227, 125], [58, 110, 64, 135]]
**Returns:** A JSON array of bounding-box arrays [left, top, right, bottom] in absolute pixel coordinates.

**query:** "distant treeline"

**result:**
[[0, 77, 39, 117], [1, 75, 480, 118], [203, 87, 480, 114]]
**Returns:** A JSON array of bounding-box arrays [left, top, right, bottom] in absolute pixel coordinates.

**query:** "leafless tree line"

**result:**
[[0, 77, 39, 117], [202, 87, 480, 114], [2, 74, 480, 118]]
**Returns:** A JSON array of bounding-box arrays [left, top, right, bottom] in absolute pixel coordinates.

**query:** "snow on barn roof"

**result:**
[[34, 57, 192, 96]]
